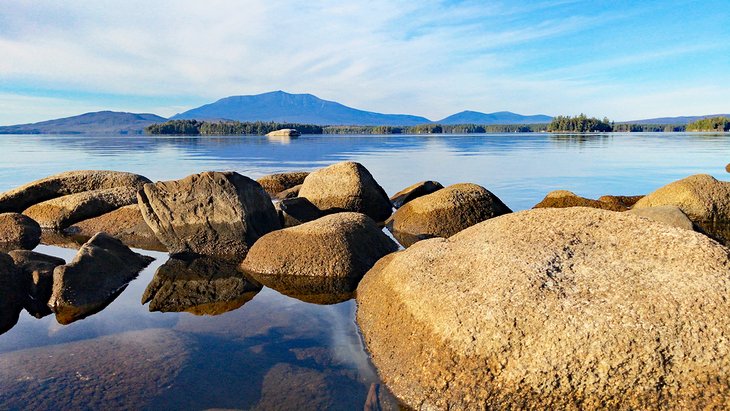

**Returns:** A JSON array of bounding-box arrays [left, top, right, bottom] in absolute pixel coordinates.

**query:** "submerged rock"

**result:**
[[8, 250, 65, 318], [248, 273, 359, 305], [257, 172, 309, 196], [49, 233, 154, 324], [0, 170, 150, 213], [241, 212, 398, 279], [627, 205, 694, 231], [534, 190, 628, 211], [387, 183, 511, 247], [358, 207, 730, 409], [298, 162, 393, 222], [138, 171, 280, 259], [0, 212, 41, 252], [64, 204, 165, 251], [0, 252, 24, 335], [142, 255, 262, 315], [24, 186, 139, 229], [390, 180, 443, 209]]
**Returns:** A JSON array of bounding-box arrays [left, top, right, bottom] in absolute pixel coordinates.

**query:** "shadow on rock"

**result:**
[[248, 273, 359, 305], [142, 255, 262, 315]]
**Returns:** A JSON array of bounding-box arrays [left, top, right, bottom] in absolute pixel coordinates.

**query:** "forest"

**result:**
[[547, 114, 612, 132], [685, 116, 730, 132]]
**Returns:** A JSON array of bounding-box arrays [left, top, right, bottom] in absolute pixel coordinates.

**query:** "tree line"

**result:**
[[685, 116, 730, 132]]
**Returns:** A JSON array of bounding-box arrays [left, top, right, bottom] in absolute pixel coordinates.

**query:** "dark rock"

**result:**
[[0, 212, 41, 252], [0, 170, 150, 213], [8, 250, 65, 318], [49, 233, 154, 324], [390, 180, 443, 209], [257, 172, 309, 196], [138, 171, 280, 259], [275, 197, 325, 227], [273, 184, 302, 201], [534, 190, 627, 211], [0, 252, 24, 335], [248, 273, 358, 305], [142, 255, 262, 315], [64, 204, 166, 251], [597, 194, 644, 209]]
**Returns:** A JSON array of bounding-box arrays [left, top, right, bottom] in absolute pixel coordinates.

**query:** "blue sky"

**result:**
[[1, 0, 728, 124]]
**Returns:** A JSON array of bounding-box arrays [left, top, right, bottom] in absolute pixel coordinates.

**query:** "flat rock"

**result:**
[[627, 205, 695, 230], [0, 252, 23, 335], [534, 190, 628, 211], [386, 183, 511, 247], [0, 170, 150, 213], [241, 212, 398, 279], [24, 186, 139, 229], [257, 172, 309, 196], [0, 212, 41, 252], [357, 207, 730, 409], [49, 233, 154, 324], [390, 180, 444, 209], [64, 204, 165, 251], [298, 162, 393, 222], [138, 171, 280, 259], [142, 255, 262, 315], [8, 250, 65, 318]]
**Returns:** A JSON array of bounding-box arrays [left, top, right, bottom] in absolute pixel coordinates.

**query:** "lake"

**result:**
[[0, 132, 728, 409]]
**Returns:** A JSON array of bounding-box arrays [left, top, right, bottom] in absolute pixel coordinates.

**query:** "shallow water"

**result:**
[[0, 132, 728, 409]]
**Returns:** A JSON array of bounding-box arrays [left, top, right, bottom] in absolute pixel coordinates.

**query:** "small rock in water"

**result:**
[[0, 212, 41, 252]]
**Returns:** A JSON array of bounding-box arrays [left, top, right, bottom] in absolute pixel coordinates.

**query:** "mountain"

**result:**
[[438, 110, 552, 125], [622, 114, 730, 125], [0, 111, 167, 135], [172, 91, 430, 126]]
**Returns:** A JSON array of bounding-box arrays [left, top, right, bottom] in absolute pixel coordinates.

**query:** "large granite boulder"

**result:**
[[257, 172, 309, 196], [24, 186, 139, 229], [0, 252, 24, 335], [534, 190, 628, 211], [142, 256, 262, 315], [627, 205, 694, 231], [138, 171, 280, 259], [0, 212, 41, 252], [64, 204, 165, 251], [390, 180, 444, 209], [241, 212, 398, 279], [49, 233, 154, 324], [386, 183, 511, 247], [8, 250, 65, 318], [357, 207, 730, 409], [0, 170, 150, 213], [298, 162, 392, 222]]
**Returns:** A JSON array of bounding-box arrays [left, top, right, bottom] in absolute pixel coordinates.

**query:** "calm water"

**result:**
[[0, 132, 728, 410]]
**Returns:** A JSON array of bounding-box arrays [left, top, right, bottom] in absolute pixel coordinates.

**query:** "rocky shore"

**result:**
[[1, 162, 730, 409]]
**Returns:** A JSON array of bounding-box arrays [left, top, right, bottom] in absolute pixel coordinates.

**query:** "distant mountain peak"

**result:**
[[0, 111, 167, 135], [438, 110, 552, 125]]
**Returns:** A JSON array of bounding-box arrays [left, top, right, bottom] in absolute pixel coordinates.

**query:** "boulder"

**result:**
[[0, 212, 41, 252], [248, 273, 359, 305], [24, 186, 139, 229], [298, 162, 392, 222], [64, 204, 165, 251], [257, 172, 309, 196], [142, 256, 262, 315], [357, 207, 730, 409], [275, 197, 325, 227], [49, 233, 154, 324], [273, 184, 302, 201], [597, 194, 644, 208], [0, 252, 24, 335], [627, 205, 694, 231], [534, 190, 627, 211], [138, 171, 280, 259], [265, 128, 300, 137], [241, 212, 398, 280], [0, 170, 150, 213], [726, 163, 730, 173], [632, 174, 730, 243], [386, 183, 511, 247], [8, 250, 65, 318], [390, 180, 444, 209]]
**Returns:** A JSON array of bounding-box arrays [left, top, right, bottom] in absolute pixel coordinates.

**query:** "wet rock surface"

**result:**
[[138, 171, 280, 259], [299, 162, 393, 222], [241, 212, 398, 279], [142, 255, 262, 315], [49, 233, 154, 324], [0, 212, 41, 252], [0, 170, 150, 213], [64, 204, 165, 251], [390, 180, 444, 209], [257, 172, 309, 196], [358, 207, 730, 409], [387, 183, 511, 246], [8, 250, 65, 318]]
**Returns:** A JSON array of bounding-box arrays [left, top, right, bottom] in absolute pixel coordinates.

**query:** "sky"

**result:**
[[1, 0, 729, 125]]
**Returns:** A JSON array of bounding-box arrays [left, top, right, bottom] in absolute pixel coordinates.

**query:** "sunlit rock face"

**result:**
[[64, 204, 166, 252]]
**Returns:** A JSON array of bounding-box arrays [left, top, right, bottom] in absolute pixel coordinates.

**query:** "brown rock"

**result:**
[[0, 170, 150, 213], [357, 207, 730, 409], [64, 204, 165, 251], [49, 233, 154, 324], [726, 163, 730, 173], [241, 212, 398, 279], [387, 183, 511, 247], [0, 212, 41, 252], [275, 197, 325, 227], [390, 180, 444, 209], [627, 205, 695, 231], [257, 172, 309, 196], [8, 250, 65, 318], [24, 186, 139, 229], [598, 194, 644, 208], [273, 184, 302, 201], [138, 171, 280, 259], [534, 190, 627, 211], [298, 162, 392, 222], [0, 252, 24, 335]]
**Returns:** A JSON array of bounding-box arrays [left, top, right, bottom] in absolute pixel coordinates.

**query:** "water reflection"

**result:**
[[249, 273, 359, 305]]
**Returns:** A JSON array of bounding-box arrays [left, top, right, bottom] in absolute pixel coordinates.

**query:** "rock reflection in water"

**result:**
[[142, 255, 262, 315], [0, 254, 23, 335], [249, 273, 359, 305]]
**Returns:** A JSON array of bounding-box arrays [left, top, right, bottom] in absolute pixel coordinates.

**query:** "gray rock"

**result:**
[[628, 205, 695, 230], [138, 171, 280, 259], [8, 250, 65, 318], [0, 212, 41, 252], [390, 180, 443, 209]]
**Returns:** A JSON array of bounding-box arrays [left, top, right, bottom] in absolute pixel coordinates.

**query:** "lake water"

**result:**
[[0, 132, 728, 410]]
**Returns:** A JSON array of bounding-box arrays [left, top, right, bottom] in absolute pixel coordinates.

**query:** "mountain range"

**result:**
[[0, 91, 725, 134]]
